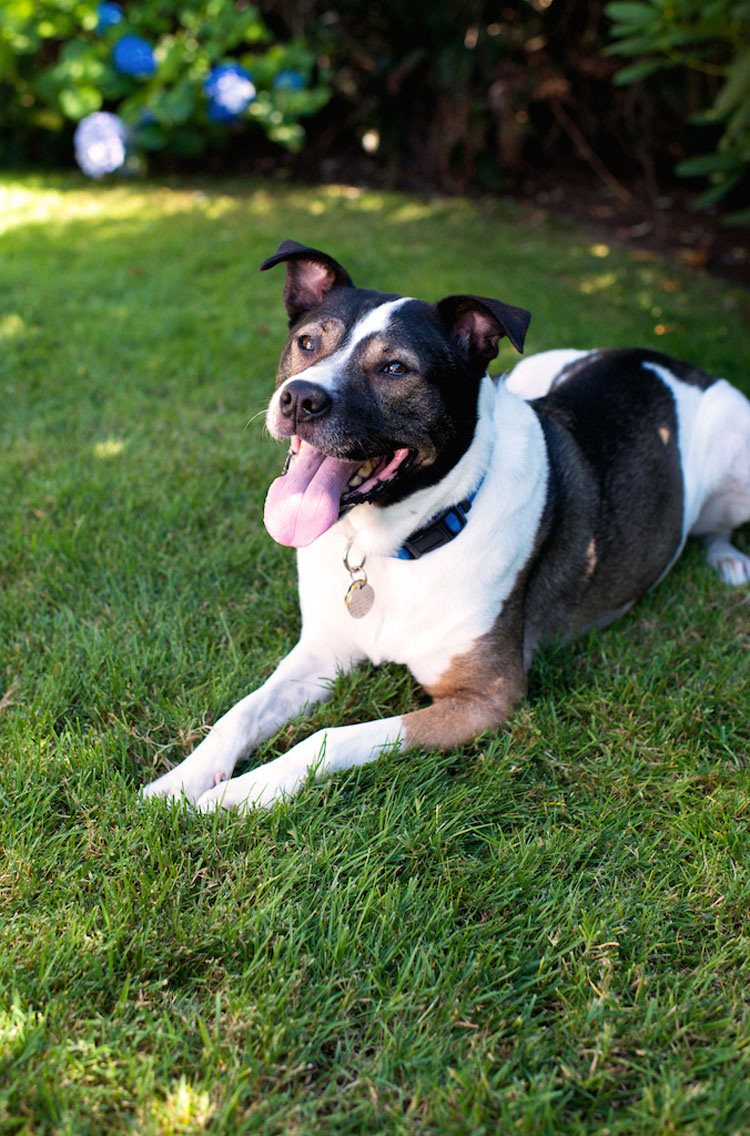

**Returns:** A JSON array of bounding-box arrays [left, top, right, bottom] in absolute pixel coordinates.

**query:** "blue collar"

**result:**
[[393, 475, 485, 560]]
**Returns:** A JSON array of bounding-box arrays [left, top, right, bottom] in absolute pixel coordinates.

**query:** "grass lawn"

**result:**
[[1, 174, 749, 1135]]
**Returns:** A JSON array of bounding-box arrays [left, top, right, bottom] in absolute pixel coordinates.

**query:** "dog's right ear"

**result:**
[[259, 240, 354, 325]]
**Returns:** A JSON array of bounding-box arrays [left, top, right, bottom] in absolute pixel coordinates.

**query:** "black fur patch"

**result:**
[[522, 349, 692, 646]]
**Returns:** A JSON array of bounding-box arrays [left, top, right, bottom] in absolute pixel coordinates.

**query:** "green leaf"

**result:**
[[59, 86, 102, 120], [268, 121, 305, 151], [711, 51, 750, 118], [604, 33, 666, 57], [612, 58, 666, 83], [152, 80, 197, 127], [31, 107, 64, 132], [691, 170, 744, 205], [676, 151, 746, 175], [604, 2, 658, 25], [723, 206, 750, 224]]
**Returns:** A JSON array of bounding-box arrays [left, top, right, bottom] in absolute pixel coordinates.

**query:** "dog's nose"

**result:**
[[279, 380, 332, 423]]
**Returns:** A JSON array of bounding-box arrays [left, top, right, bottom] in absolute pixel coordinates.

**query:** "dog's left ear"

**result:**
[[259, 239, 354, 325], [436, 294, 531, 373]]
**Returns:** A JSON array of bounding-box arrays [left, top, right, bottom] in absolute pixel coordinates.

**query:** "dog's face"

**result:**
[[260, 240, 530, 548]]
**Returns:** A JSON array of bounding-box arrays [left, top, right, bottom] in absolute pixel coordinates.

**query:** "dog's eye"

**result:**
[[298, 334, 316, 352], [383, 361, 408, 376]]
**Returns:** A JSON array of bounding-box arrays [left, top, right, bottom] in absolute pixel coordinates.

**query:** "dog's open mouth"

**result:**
[[264, 435, 412, 548]]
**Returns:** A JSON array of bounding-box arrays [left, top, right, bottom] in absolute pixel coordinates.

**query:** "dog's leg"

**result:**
[[194, 716, 405, 811], [194, 678, 520, 813], [140, 642, 355, 804], [689, 380, 750, 586], [704, 532, 750, 586]]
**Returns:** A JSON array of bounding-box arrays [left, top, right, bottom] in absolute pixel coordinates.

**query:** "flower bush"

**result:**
[[203, 62, 256, 123], [73, 109, 128, 177], [112, 33, 158, 79], [0, 1, 331, 172]]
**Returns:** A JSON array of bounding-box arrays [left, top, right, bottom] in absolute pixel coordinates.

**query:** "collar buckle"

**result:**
[[394, 496, 474, 560]]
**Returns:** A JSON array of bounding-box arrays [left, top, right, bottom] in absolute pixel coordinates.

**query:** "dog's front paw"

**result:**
[[194, 766, 288, 813], [140, 749, 231, 806], [194, 738, 324, 813]]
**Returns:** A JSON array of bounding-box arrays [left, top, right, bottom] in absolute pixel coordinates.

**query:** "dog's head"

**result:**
[[260, 239, 531, 548]]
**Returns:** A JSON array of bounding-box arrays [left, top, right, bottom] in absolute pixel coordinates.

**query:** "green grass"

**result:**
[[1, 173, 750, 1135]]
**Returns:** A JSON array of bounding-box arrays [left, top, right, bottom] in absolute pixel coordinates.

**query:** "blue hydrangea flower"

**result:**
[[74, 112, 128, 178], [96, 2, 124, 33], [112, 34, 157, 78], [204, 63, 256, 123], [272, 69, 305, 91]]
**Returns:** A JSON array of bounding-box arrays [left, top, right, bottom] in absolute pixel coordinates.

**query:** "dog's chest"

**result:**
[[298, 538, 496, 685], [298, 495, 546, 687], [356, 552, 497, 682], [294, 383, 549, 687]]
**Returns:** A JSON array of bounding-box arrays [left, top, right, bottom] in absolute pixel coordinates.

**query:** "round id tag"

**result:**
[[345, 578, 375, 619]]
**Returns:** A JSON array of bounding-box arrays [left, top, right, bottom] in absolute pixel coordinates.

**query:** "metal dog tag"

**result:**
[[343, 539, 375, 618], [345, 578, 375, 619]]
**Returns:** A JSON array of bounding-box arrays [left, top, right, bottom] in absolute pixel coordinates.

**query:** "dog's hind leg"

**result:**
[[688, 379, 750, 586], [704, 532, 750, 585]]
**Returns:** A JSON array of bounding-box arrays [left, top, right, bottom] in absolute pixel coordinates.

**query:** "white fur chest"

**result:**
[[296, 380, 548, 687]]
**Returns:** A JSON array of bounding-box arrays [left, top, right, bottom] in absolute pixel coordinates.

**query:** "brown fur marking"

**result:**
[[404, 588, 528, 750], [276, 319, 346, 383], [358, 337, 421, 377]]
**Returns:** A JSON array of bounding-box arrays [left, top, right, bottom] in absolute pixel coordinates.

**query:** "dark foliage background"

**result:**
[[1, 0, 747, 217], [258, 0, 745, 211]]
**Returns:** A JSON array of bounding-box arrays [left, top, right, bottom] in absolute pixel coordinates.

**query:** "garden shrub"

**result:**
[[2, 0, 745, 215], [605, 0, 750, 216], [0, 0, 331, 173], [258, 0, 737, 205]]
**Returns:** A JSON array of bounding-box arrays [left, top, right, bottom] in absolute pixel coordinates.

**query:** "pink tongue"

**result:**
[[264, 441, 361, 547]]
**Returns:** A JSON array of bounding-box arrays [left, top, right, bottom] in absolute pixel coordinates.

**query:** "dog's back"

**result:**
[[509, 347, 750, 600]]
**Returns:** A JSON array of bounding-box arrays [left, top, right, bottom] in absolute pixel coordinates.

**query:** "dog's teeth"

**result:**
[[346, 458, 382, 491]]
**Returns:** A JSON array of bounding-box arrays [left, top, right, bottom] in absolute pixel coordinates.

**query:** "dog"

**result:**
[[141, 239, 750, 811]]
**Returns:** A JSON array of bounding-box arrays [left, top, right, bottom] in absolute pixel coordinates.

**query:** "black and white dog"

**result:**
[[142, 240, 750, 811]]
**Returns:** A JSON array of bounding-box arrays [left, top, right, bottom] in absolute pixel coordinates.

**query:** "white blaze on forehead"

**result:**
[[346, 295, 414, 348], [276, 295, 415, 395]]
